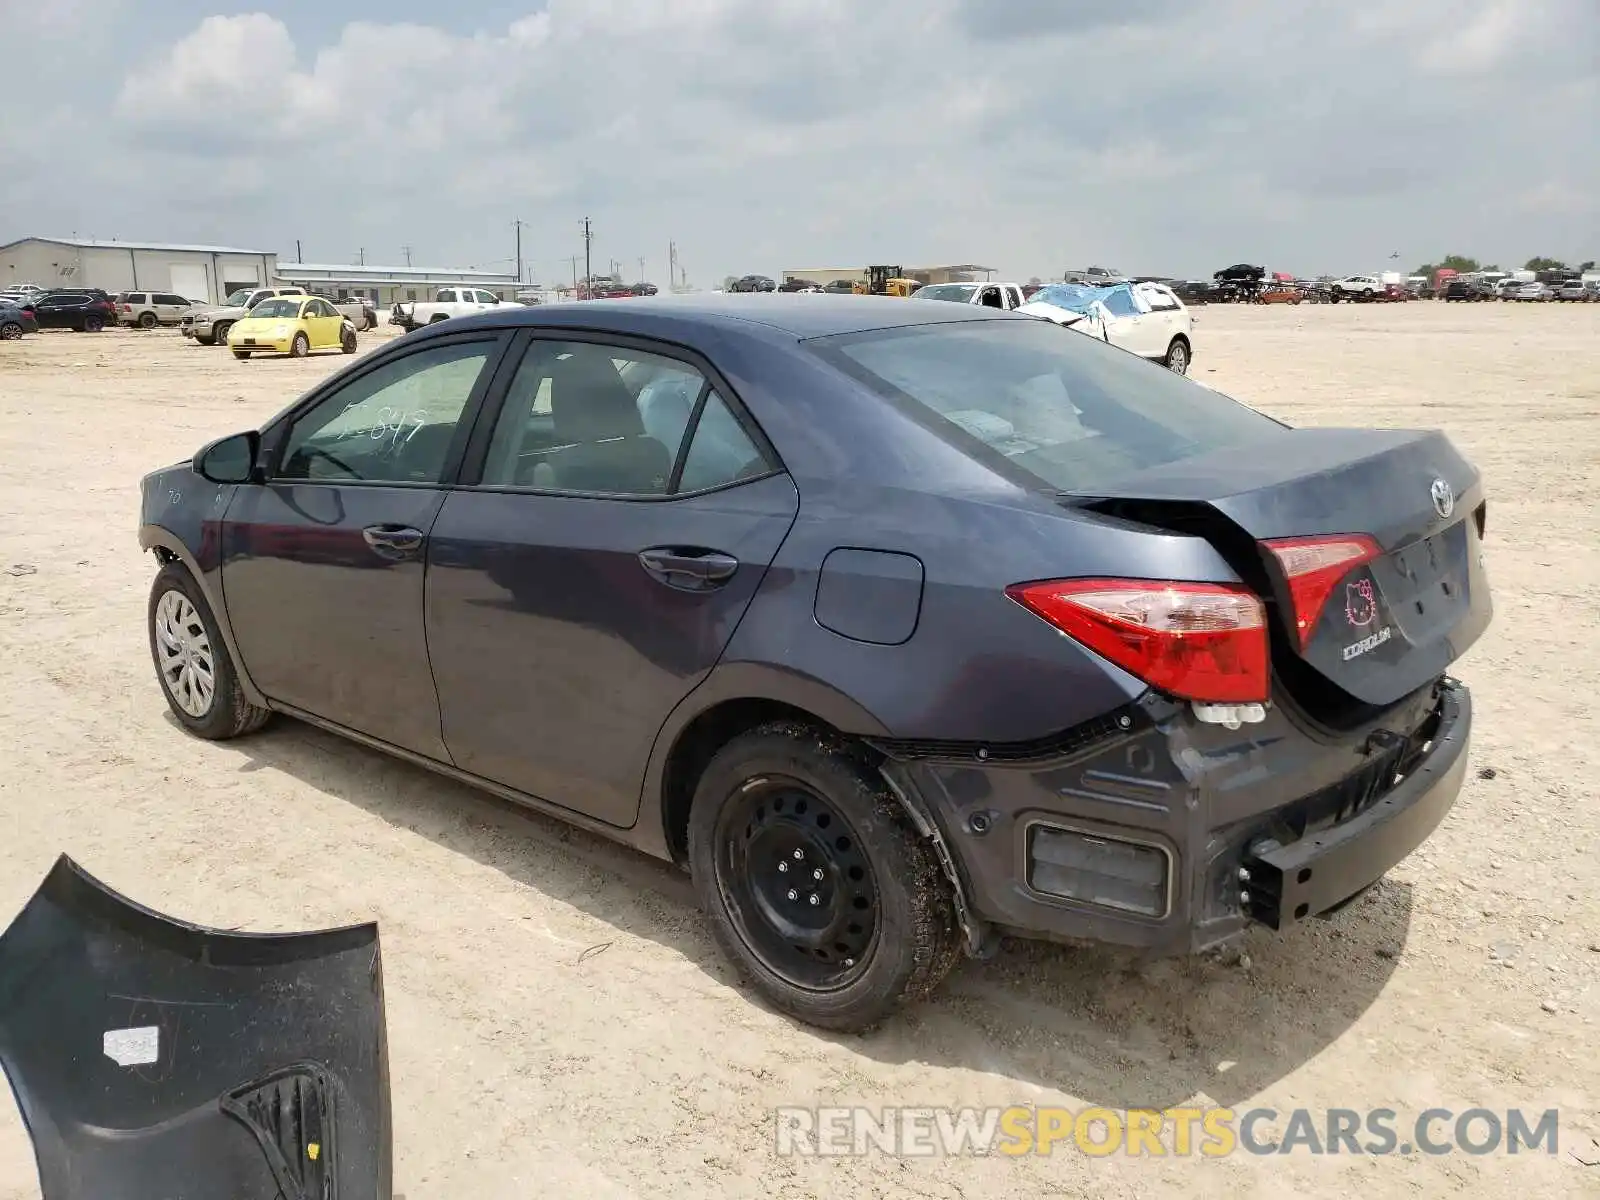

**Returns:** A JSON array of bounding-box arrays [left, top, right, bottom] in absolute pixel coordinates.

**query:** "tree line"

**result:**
[[1413, 255, 1595, 277]]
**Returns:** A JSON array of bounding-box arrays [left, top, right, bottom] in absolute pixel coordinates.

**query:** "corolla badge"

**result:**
[[1430, 477, 1455, 519], [1345, 578, 1377, 627]]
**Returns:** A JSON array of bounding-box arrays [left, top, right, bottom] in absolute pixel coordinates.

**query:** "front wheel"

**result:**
[[688, 724, 961, 1032], [213, 321, 232, 343], [1164, 337, 1190, 375], [341, 326, 358, 354], [148, 562, 270, 740], [232, 350, 250, 359], [290, 332, 309, 357]]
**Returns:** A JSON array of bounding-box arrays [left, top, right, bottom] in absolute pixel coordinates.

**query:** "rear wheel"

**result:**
[[138, 311, 157, 329], [1164, 337, 1190, 375], [290, 332, 309, 358], [148, 562, 270, 740], [0, 321, 20, 341], [687, 724, 961, 1032], [83, 315, 104, 332]]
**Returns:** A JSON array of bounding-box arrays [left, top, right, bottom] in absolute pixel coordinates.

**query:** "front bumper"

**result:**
[[886, 679, 1470, 955]]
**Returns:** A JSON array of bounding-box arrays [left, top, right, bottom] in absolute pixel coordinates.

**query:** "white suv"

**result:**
[[115, 291, 199, 329], [1018, 280, 1196, 374]]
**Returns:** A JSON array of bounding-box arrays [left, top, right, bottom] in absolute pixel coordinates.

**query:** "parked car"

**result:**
[[1257, 284, 1303, 305], [138, 295, 1491, 1031], [0, 300, 40, 339], [1554, 280, 1589, 302], [390, 287, 521, 332], [779, 278, 821, 293], [1514, 282, 1554, 302], [728, 275, 777, 293], [1329, 275, 1382, 301], [115, 291, 198, 329], [183, 287, 308, 346], [28, 289, 116, 331], [226, 295, 359, 359], [824, 279, 858, 294], [1019, 281, 1195, 374], [913, 282, 1028, 310], [1441, 280, 1479, 302]]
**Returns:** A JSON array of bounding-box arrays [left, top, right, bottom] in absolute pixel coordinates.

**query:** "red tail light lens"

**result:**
[[1260, 535, 1381, 649], [1006, 579, 1269, 703]]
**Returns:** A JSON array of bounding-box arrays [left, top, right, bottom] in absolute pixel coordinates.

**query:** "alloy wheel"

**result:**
[[713, 776, 880, 991], [153, 590, 216, 718]]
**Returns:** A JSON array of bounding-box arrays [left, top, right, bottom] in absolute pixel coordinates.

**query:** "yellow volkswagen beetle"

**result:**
[[227, 295, 357, 360]]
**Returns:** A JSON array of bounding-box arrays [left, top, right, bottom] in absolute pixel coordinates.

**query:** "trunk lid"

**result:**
[[1073, 427, 1491, 712]]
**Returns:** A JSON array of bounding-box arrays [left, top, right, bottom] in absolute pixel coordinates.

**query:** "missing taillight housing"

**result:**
[[1006, 578, 1269, 703], [1261, 534, 1381, 650]]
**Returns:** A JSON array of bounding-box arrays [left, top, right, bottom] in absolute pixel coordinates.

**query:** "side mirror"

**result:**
[[193, 431, 261, 485]]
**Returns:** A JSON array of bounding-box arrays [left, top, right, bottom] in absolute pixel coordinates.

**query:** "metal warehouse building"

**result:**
[[274, 262, 521, 308], [0, 237, 278, 305]]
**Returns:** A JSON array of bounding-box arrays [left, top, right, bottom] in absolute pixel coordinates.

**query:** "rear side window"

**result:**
[[809, 319, 1284, 494]]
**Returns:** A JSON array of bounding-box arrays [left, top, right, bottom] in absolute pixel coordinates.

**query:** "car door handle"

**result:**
[[638, 547, 739, 590], [362, 524, 424, 558]]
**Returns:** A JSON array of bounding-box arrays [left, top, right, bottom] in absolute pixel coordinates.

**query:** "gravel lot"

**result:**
[[0, 301, 1596, 1197]]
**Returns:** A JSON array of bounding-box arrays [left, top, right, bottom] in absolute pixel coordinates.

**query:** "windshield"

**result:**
[[1026, 284, 1099, 313], [915, 284, 978, 303], [223, 289, 255, 306], [250, 298, 303, 318], [808, 319, 1285, 494]]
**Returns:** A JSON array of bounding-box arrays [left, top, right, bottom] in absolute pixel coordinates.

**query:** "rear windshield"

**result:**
[[808, 317, 1286, 494]]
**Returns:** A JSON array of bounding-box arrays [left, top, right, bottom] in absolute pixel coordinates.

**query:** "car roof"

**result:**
[[428, 293, 1024, 342]]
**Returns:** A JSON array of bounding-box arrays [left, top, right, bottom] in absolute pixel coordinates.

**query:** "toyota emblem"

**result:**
[[1430, 477, 1454, 520]]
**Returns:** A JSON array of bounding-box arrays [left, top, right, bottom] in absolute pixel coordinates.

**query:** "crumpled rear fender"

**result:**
[[0, 855, 390, 1199]]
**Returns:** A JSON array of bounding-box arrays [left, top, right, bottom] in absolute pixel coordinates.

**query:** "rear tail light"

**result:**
[[1006, 578, 1269, 703], [1260, 535, 1381, 649]]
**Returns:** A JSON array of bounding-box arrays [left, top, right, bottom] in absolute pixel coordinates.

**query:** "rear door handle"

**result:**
[[638, 547, 739, 591], [362, 524, 424, 559]]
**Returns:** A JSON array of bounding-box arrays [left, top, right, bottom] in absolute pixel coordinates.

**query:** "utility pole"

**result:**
[[637, 257, 645, 283], [401, 245, 413, 267], [295, 239, 303, 263], [581, 217, 593, 294], [513, 219, 526, 285], [669, 241, 678, 291], [569, 255, 579, 294], [357, 248, 365, 266]]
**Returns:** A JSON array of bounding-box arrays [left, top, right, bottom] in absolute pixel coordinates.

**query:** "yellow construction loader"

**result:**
[[853, 265, 922, 297]]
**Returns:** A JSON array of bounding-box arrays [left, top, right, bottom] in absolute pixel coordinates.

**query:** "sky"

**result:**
[[1, 0, 1595, 285]]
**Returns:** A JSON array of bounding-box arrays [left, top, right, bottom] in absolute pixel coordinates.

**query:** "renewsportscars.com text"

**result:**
[[774, 1105, 1561, 1158]]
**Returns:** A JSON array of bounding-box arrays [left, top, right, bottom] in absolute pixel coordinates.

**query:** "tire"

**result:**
[[341, 326, 358, 354], [83, 315, 104, 332], [138, 311, 157, 329], [687, 723, 961, 1032], [290, 332, 309, 358], [148, 562, 270, 740], [1164, 337, 1191, 375], [0, 321, 20, 341], [196, 334, 216, 346], [213, 321, 232, 343], [429, 314, 449, 324], [232, 350, 250, 360]]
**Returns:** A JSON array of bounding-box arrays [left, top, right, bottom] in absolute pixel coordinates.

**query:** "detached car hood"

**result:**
[[0, 855, 391, 1199]]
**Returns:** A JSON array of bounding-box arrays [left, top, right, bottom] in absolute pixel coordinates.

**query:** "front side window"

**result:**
[[809, 319, 1283, 495], [277, 341, 494, 484], [250, 298, 304, 319]]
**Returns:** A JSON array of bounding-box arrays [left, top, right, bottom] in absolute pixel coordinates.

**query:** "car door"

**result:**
[[1096, 286, 1153, 354], [425, 333, 799, 826], [154, 293, 187, 324], [308, 298, 342, 347], [220, 333, 509, 758]]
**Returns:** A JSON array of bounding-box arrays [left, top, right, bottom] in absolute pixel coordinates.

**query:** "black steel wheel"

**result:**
[[688, 723, 961, 1031], [713, 775, 880, 991]]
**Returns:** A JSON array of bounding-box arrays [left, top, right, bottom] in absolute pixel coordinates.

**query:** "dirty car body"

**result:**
[[136, 295, 1490, 1030]]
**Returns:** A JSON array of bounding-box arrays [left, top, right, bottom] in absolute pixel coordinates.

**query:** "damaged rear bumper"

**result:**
[[0, 855, 391, 1199], [879, 678, 1470, 956]]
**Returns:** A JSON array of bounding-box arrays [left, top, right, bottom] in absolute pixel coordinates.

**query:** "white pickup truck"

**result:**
[[390, 287, 522, 332]]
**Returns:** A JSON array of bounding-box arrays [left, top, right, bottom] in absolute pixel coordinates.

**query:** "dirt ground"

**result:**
[[0, 301, 1596, 1198]]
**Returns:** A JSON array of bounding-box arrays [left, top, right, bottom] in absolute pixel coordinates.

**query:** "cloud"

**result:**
[[1, 0, 1595, 282]]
